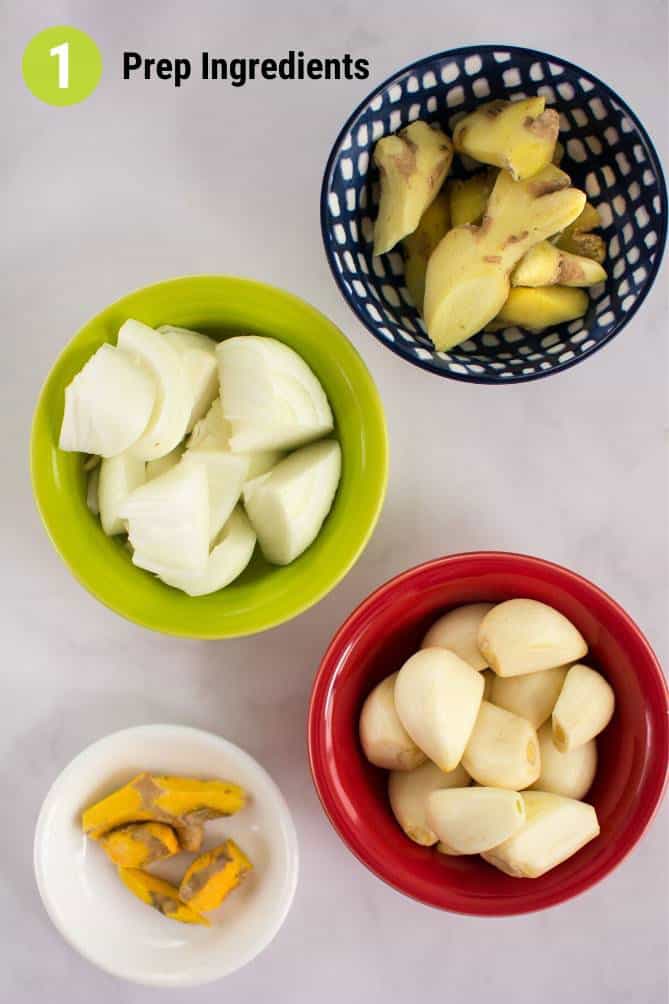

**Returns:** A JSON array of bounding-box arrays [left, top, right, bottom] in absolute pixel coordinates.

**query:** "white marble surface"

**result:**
[[4, 1, 668, 1001]]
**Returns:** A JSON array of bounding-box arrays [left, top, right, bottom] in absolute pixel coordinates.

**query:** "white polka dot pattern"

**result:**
[[321, 46, 667, 383]]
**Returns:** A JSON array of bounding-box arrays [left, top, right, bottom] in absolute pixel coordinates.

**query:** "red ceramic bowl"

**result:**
[[308, 552, 668, 916]]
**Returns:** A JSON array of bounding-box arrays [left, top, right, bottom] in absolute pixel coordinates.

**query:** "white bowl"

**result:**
[[33, 724, 299, 986]]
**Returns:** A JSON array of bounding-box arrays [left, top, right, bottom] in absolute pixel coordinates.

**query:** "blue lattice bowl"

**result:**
[[321, 46, 667, 383]]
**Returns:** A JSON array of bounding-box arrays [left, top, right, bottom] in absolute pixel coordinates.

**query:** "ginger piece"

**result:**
[[489, 286, 589, 332], [556, 202, 605, 263], [118, 867, 210, 926], [373, 121, 453, 256], [99, 822, 179, 868], [557, 230, 606, 264], [424, 164, 586, 350], [552, 140, 565, 166], [453, 97, 559, 181], [512, 241, 606, 287], [402, 192, 450, 311], [82, 773, 246, 840], [179, 840, 252, 913], [447, 169, 497, 227]]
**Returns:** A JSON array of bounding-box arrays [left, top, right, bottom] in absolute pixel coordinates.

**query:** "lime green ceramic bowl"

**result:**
[[31, 276, 388, 638]]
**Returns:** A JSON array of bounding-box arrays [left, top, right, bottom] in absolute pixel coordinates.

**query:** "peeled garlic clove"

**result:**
[[394, 648, 484, 772], [59, 343, 155, 458], [436, 841, 465, 856], [552, 664, 615, 752], [118, 319, 193, 461], [421, 603, 494, 670], [481, 669, 494, 702], [427, 786, 526, 854], [531, 723, 597, 800], [98, 451, 146, 536], [388, 761, 470, 846], [490, 665, 568, 729], [478, 599, 587, 677], [463, 701, 540, 790], [481, 791, 600, 878], [359, 673, 426, 771]]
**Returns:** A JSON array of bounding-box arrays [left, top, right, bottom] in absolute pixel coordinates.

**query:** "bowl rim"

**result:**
[[320, 44, 668, 385], [33, 723, 300, 987], [307, 550, 669, 915], [30, 274, 389, 639]]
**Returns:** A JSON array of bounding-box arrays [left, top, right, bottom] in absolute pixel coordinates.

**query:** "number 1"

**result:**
[[50, 42, 69, 89]]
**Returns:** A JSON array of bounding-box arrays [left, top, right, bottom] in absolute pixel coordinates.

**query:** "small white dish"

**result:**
[[34, 724, 299, 987]]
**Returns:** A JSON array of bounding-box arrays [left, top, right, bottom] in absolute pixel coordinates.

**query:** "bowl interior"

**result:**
[[34, 726, 298, 986], [322, 45, 667, 382], [31, 276, 388, 637], [309, 553, 668, 915]]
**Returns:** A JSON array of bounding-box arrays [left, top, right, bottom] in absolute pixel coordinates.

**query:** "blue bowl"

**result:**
[[321, 45, 667, 383]]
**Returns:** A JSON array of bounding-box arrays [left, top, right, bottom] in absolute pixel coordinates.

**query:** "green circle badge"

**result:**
[[22, 26, 102, 106]]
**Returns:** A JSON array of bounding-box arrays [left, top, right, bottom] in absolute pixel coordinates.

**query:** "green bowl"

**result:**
[[31, 276, 388, 638]]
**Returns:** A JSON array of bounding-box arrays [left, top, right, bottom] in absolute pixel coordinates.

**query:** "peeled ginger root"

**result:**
[[118, 867, 209, 926], [402, 192, 450, 311], [179, 839, 253, 913], [447, 169, 497, 227], [82, 772, 246, 840], [556, 202, 606, 263], [453, 97, 559, 181], [482, 791, 599, 878], [512, 241, 606, 287], [424, 165, 586, 350], [373, 121, 453, 255]]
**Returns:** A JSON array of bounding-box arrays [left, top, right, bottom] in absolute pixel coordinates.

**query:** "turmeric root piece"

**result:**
[[402, 192, 451, 311], [424, 165, 586, 350], [179, 840, 253, 913], [453, 97, 559, 181], [373, 121, 454, 256], [118, 867, 210, 926], [488, 286, 589, 332], [99, 822, 179, 868], [512, 241, 606, 287], [448, 169, 497, 227], [178, 822, 205, 853], [82, 773, 246, 839]]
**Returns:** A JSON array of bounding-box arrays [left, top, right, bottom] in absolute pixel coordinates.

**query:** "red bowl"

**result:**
[[308, 552, 669, 916]]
